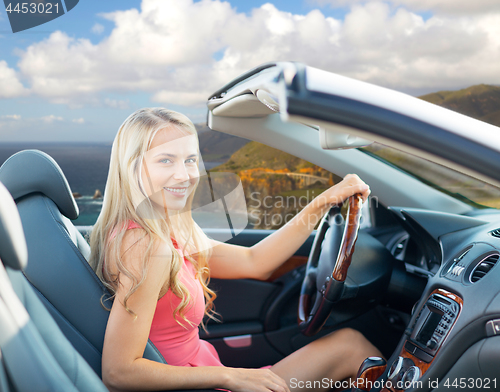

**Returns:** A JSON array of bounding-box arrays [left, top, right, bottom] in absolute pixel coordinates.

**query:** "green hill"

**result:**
[[194, 123, 322, 172], [212, 140, 318, 172], [419, 84, 500, 127]]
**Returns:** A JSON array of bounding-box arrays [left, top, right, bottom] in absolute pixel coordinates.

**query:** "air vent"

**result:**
[[470, 254, 499, 283], [490, 229, 500, 238]]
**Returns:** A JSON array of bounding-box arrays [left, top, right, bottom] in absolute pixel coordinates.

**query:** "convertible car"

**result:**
[[1, 62, 500, 392]]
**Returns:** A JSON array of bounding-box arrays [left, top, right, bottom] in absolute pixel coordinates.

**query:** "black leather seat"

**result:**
[[0, 150, 219, 392], [0, 150, 166, 376], [0, 181, 107, 391]]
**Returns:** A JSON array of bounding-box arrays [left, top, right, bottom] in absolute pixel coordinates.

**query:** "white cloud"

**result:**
[[91, 23, 105, 34], [0, 114, 21, 120], [12, 0, 500, 107], [312, 0, 500, 15], [104, 98, 130, 109], [152, 90, 208, 106], [0, 115, 105, 142], [0, 60, 28, 98], [41, 115, 64, 122]]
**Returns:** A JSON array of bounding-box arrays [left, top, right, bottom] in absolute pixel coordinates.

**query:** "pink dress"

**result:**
[[124, 220, 223, 367], [118, 221, 272, 369]]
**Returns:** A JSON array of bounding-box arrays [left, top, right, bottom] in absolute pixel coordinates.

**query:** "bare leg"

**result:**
[[270, 328, 382, 392]]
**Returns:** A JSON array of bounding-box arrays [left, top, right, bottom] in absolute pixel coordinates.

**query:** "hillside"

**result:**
[[419, 84, 500, 127], [212, 140, 318, 172]]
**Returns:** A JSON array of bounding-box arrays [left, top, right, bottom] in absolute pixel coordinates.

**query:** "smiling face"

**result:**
[[140, 126, 200, 212]]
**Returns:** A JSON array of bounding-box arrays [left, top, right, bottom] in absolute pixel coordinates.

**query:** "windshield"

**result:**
[[360, 143, 500, 209]]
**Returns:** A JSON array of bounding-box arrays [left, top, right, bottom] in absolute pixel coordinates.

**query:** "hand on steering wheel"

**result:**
[[312, 174, 370, 211], [298, 194, 363, 336]]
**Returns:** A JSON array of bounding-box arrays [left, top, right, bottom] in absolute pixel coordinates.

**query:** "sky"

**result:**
[[1, 0, 500, 142]]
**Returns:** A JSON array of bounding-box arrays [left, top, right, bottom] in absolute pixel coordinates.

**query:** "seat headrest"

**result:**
[[0, 150, 79, 220], [0, 181, 28, 270]]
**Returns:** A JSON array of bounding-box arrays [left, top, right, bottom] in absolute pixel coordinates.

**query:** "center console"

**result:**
[[385, 289, 462, 391], [406, 290, 460, 358], [355, 289, 463, 392]]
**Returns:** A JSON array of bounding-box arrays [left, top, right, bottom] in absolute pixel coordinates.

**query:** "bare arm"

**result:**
[[102, 229, 290, 392], [209, 174, 370, 280]]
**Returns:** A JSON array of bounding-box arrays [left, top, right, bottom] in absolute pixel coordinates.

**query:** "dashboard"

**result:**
[[374, 206, 500, 391]]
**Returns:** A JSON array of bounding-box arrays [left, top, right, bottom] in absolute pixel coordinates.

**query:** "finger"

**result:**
[[271, 374, 290, 392], [348, 183, 369, 198], [280, 379, 291, 392], [344, 173, 359, 181], [341, 177, 365, 190], [355, 187, 370, 203], [362, 188, 371, 202], [264, 371, 285, 391], [267, 382, 286, 392]]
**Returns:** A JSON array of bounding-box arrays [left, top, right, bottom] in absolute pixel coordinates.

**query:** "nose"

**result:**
[[173, 162, 190, 183]]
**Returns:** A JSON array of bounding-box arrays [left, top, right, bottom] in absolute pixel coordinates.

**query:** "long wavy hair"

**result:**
[[89, 108, 217, 328]]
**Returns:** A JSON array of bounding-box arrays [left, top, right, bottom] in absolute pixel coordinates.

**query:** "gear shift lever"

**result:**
[[352, 356, 386, 392]]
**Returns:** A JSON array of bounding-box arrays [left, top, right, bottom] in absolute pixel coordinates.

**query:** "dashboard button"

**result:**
[[413, 347, 434, 363], [426, 338, 438, 350], [405, 341, 416, 354], [401, 366, 421, 389], [486, 319, 500, 337]]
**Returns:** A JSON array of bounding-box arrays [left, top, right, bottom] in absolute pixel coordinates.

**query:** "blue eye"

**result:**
[[186, 158, 197, 164], [160, 158, 172, 164]]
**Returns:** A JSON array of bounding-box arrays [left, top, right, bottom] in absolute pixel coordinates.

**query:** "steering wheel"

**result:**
[[298, 194, 363, 336]]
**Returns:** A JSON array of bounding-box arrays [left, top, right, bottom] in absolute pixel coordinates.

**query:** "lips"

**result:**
[[163, 186, 189, 197]]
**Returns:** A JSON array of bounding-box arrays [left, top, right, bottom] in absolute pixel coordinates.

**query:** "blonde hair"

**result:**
[[89, 108, 217, 328]]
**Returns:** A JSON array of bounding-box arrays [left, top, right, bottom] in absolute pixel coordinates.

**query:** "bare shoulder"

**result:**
[[115, 228, 173, 294], [120, 227, 149, 263]]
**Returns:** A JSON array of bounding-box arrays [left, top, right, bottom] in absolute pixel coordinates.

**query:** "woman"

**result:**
[[89, 108, 381, 392]]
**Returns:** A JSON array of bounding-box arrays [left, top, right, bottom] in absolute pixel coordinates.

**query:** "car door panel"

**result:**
[[205, 334, 284, 368], [205, 278, 279, 324], [201, 229, 315, 367]]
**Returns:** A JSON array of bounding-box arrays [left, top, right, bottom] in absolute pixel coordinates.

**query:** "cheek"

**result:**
[[189, 170, 200, 182], [188, 168, 200, 182], [146, 167, 172, 192]]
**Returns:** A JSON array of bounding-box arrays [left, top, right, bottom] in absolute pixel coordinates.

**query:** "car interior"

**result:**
[[203, 62, 500, 392], [1, 62, 500, 392]]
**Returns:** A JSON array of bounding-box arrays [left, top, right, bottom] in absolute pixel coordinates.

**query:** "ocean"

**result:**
[[0, 143, 222, 226]]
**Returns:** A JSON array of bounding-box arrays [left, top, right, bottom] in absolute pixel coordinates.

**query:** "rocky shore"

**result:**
[[72, 189, 103, 199]]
